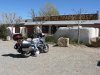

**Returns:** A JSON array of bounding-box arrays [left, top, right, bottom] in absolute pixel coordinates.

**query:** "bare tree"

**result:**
[[30, 2, 60, 34], [1, 12, 22, 38], [31, 9, 44, 25], [30, 9, 36, 21], [1, 12, 19, 24], [30, 9, 43, 33], [72, 9, 88, 44]]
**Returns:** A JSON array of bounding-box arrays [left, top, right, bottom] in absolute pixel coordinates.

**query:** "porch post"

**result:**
[[40, 25, 42, 32], [49, 25, 51, 34]]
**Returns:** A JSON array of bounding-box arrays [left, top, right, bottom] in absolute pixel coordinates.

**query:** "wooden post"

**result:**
[[49, 25, 51, 34], [40, 25, 42, 32]]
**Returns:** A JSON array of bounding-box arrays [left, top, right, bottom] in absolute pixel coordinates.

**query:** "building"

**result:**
[[14, 11, 100, 36]]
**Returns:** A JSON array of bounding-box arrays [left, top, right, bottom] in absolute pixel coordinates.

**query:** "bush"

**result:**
[[0, 25, 8, 40], [45, 35, 55, 43], [69, 38, 78, 44]]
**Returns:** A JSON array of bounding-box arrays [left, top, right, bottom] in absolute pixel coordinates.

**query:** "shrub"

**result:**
[[0, 25, 8, 40], [69, 38, 78, 44], [45, 35, 55, 43]]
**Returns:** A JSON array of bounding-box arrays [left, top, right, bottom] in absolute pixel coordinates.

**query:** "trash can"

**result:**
[[6, 36, 11, 41]]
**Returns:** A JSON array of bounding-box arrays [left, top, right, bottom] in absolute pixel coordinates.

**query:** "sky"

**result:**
[[0, 0, 100, 19]]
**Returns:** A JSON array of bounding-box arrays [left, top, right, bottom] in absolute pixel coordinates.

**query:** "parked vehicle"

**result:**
[[13, 33, 49, 57]]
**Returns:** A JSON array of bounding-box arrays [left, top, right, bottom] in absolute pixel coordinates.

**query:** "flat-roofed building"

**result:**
[[15, 11, 100, 36]]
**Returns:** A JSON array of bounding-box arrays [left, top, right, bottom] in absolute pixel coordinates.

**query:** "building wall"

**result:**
[[19, 12, 98, 23], [33, 13, 98, 21], [25, 25, 34, 36], [15, 12, 100, 36], [14, 23, 100, 36], [54, 27, 99, 44]]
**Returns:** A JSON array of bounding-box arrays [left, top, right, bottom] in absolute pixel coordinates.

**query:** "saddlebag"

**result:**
[[21, 40, 31, 48], [21, 44, 31, 48]]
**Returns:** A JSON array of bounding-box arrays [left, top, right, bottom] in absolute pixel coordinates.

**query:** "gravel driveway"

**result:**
[[0, 40, 100, 75]]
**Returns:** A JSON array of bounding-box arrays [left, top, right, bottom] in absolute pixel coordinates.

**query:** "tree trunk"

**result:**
[[77, 24, 80, 44]]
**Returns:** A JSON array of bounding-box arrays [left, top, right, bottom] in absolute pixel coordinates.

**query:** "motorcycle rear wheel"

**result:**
[[23, 51, 31, 57]]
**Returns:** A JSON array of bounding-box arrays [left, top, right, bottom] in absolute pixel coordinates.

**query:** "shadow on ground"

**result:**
[[97, 61, 100, 66], [2, 53, 28, 58]]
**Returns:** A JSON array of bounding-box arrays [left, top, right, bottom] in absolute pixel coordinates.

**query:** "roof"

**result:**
[[20, 20, 100, 26]]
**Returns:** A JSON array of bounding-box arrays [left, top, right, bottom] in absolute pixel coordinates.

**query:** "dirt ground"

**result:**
[[0, 40, 100, 75]]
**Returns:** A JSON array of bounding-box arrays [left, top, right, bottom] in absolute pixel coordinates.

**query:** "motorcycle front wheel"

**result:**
[[43, 44, 49, 53]]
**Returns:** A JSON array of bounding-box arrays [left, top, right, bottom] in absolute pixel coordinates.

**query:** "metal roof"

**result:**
[[19, 20, 100, 26]]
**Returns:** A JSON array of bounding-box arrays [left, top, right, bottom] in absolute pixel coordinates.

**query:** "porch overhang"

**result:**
[[22, 20, 100, 26]]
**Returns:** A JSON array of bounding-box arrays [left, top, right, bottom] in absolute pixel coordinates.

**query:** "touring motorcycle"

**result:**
[[13, 33, 49, 57]]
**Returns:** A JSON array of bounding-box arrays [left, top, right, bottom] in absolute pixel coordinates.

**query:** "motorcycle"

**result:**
[[14, 33, 49, 57]]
